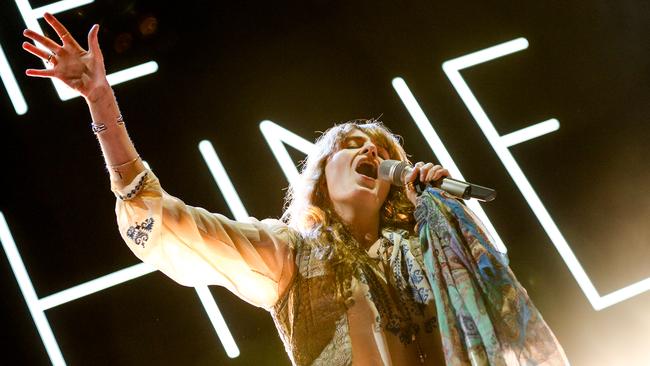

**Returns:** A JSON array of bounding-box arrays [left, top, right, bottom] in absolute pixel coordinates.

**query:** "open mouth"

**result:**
[[355, 161, 378, 179]]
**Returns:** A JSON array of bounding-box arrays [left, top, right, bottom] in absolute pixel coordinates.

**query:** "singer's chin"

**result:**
[[355, 174, 377, 189]]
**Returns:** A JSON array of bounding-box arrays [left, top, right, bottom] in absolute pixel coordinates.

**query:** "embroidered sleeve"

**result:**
[[113, 170, 148, 201], [110, 168, 296, 309]]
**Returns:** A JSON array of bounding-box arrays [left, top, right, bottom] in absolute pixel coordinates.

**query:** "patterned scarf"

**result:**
[[415, 188, 570, 366]]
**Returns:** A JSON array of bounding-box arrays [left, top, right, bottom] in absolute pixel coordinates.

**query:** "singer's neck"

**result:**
[[331, 203, 380, 250]]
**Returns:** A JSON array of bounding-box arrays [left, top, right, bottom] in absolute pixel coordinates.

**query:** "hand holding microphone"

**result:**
[[378, 160, 496, 204]]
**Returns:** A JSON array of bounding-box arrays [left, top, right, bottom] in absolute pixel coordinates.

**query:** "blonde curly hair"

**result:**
[[281, 119, 415, 244]]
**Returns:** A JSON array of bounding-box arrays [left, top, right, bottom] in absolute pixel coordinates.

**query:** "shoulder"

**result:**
[[260, 218, 303, 249]]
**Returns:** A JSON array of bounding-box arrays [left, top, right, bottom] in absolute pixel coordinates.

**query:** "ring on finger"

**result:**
[[60, 32, 69, 38]]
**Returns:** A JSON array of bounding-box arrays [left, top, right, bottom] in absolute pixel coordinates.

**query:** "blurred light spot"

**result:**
[[139, 15, 158, 37], [114, 32, 133, 53]]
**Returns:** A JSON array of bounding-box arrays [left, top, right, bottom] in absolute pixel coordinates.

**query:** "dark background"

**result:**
[[1, 1, 649, 365]]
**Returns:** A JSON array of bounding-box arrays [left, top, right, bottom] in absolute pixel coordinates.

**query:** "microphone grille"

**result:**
[[379, 160, 409, 186]]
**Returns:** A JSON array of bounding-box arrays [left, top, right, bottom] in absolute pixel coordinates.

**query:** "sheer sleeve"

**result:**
[[109, 168, 296, 309]]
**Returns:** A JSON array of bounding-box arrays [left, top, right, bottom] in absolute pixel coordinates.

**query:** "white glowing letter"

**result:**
[[259, 120, 315, 186], [442, 37, 650, 310]]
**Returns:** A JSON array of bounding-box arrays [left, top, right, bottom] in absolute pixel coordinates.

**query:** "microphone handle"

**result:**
[[410, 175, 496, 202]]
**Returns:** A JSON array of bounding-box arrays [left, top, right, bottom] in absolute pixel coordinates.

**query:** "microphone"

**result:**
[[378, 160, 496, 202]]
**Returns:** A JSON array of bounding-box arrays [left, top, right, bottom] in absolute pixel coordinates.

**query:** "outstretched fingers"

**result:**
[[43, 12, 79, 47], [86, 24, 103, 58], [23, 29, 60, 53], [22, 41, 55, 64], [25, 68, 55, 78]]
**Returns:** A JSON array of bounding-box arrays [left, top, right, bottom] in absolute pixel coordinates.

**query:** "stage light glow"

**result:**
[[500, 119, 560, 147], [596, 277, 650, 310], [391, 77, 508, 254], [0, 44, 28, 115], [443, 38, 529, 72], [441, 37, 650, 310], [195, 286, 241, 358], [105, 61, 159, 89], [259, 120, 315, 186], [198, 140, 249, 220], [0, 211, 66, 366], [38, 263, 156, 310]]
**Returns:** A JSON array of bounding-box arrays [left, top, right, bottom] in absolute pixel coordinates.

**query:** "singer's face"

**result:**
[[324, 129, 392, 215]]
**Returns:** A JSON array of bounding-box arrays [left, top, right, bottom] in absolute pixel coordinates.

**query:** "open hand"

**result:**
[[22, 12, 108, 101], [404, 162, 451, 205]]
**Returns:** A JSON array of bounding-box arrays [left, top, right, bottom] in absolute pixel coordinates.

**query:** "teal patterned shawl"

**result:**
[[414, 187, 570, 366]]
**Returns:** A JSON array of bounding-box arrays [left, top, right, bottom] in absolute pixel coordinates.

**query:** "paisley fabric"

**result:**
[[414, 187, 569, 366]]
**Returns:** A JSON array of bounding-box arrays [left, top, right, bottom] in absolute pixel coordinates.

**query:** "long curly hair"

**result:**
[[281, 119, 415, 245]]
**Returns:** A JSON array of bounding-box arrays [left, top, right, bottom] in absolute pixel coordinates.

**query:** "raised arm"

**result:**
[[22, 13, 296, 309], [22, 12, 144, 187]]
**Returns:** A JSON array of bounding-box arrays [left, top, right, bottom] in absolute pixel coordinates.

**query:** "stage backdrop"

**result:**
[[1, 1, 649, 365]]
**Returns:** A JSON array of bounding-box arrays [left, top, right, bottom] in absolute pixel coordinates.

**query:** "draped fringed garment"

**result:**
[[414, 188, 569, 366]]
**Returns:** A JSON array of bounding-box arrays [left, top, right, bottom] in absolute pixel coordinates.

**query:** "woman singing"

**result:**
[[23, 13, 569, 366]]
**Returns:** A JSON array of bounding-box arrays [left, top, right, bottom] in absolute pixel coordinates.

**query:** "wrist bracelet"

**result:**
[[92, 114, 125, 135], [91, 123, 108, 134], [108, 155, 141, 168]]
